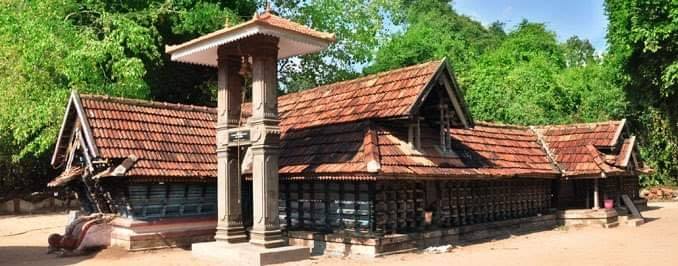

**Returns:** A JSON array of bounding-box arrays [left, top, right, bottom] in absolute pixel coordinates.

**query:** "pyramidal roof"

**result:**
[[165, 11, 336, 66]]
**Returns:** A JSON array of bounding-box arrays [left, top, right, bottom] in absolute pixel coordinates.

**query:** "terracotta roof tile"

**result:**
[[534, 121, 634, 177], [80, 95, 218, 179], [243, 60, 443, 131], [375, 122, 560, 179], [165, 11, 335, 55], [66, 61, 640, 181]]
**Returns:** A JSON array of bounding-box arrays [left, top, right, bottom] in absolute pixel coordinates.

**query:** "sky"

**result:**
[[453, 0, 608, 52]]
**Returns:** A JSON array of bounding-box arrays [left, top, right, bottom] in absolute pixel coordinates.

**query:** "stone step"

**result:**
[[626, 218, 645, 227], [602, 221, 619, 229]]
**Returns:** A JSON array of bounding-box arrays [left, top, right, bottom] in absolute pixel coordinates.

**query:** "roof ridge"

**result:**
[[475, 121, 530, 130], [166, 10, 335, 55], [279, 60, 443, 101], [256, 11, 336, 40], [585, 144, 615, 173], [79, 94, 217, 114], [528, 126, 565, 174], [533, 120, 623, 129]]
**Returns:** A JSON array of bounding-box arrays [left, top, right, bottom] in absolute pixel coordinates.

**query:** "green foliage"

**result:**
[[606, 0, 678, 185], [462, 21, 625, 126], [366, 0, 502, 76], [562, 36, 596, 67], [273, 0, 398, 92], [366, 4, 626, 127], [1, 0, 675, 190], [0, 0, 256, 190]]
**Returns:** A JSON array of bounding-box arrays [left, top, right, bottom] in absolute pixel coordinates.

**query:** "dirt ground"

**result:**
[[1, 202, 677, 266]]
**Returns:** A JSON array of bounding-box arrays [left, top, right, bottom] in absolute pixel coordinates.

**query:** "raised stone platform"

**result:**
[[110, 216, 216, 251], [557, 209, 619, 228], [288, 214, 557, 257], [192, 242, 310, 266]]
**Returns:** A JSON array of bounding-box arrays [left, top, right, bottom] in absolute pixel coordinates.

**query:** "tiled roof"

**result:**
[[243, 60, 444, 131], [168, 11, 336, 52], [252, 11, 336, 41], [53, 60, 640, 181], [278, 122, 370, 175], [375, 122, 559, 178], [534, 121, 631, 177], [165, 10, 335, 58], [79, 95, 218, 178]]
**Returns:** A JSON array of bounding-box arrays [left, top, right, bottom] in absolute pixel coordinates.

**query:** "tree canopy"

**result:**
[[0, 0, 256, 192], [605, 0, 678, 185], [0, 0, 676, 191]]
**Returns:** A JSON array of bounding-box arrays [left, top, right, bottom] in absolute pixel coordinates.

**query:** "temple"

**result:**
[[49, 9, 650, 263]]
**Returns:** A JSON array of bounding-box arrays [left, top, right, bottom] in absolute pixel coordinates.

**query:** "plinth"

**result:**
[[192, 242, 310, 266]]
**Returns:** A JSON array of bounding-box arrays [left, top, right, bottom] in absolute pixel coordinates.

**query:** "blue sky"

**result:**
[[453, 0, 608, 52]]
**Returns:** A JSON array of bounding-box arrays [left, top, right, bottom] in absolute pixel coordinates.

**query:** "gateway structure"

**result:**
[[50, 10, 649, 260]]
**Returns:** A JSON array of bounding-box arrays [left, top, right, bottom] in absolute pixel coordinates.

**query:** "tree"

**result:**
[[273, 0, 397, 92], [562, 36, 596, 67], [0, 1, 255, 192], [365, 0, 503, 76], [463, 21, 625, 126], [463, 22, 567, 125], [605, 0, 678, 185]]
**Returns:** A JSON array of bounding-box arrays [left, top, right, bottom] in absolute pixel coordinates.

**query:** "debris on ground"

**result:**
[[641, 187, 678, 201], [424, 245, 454, 254]]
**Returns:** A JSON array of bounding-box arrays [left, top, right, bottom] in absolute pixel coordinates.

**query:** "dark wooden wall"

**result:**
[[269, 178, 552, 236], [555, 176, 640, 209], [109, 182, 217, 220], [374, 179, 552, 235]]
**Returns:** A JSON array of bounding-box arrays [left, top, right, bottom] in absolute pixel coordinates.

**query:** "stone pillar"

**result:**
[[247, 35, 285, 248], [214, 48, 247, 243], [593, 179, 600, 210]]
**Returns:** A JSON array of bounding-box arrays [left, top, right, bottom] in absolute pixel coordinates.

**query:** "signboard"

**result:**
[[227, 128, 251, 146]]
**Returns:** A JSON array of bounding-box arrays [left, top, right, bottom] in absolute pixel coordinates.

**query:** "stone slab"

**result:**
[[626, 218, 645, 227], [557, 209, 619, 228], [288, 214, 557, 257], [557, 209, 618, 219], [192, 242, 309, 266]]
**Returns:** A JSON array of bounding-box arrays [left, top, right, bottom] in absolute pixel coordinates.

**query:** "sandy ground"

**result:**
[[1, 202, 677, 266]]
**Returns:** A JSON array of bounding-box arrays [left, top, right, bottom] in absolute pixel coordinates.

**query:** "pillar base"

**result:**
[[249, 229, 285, 248], [557, 208, 618, 228], [214, 225, 248, 243], [192, 242, 309, 266]]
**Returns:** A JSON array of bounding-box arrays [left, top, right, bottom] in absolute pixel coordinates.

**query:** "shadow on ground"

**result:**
[[642, 217, 660, 224], [0, 246, 97, 266]]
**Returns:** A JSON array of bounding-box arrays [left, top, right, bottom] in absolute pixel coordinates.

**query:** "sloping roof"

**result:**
[[52, 60, 641, 181], [247, 60, 454, 131], [278, 121, 372, 178], [534, 120, 634, 177], [375, 123, 559, 178], [80, 94, 217, 178], [165, 11, 335, 65], [48, 166, 84, 187], [616, 136, 636, 167]]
